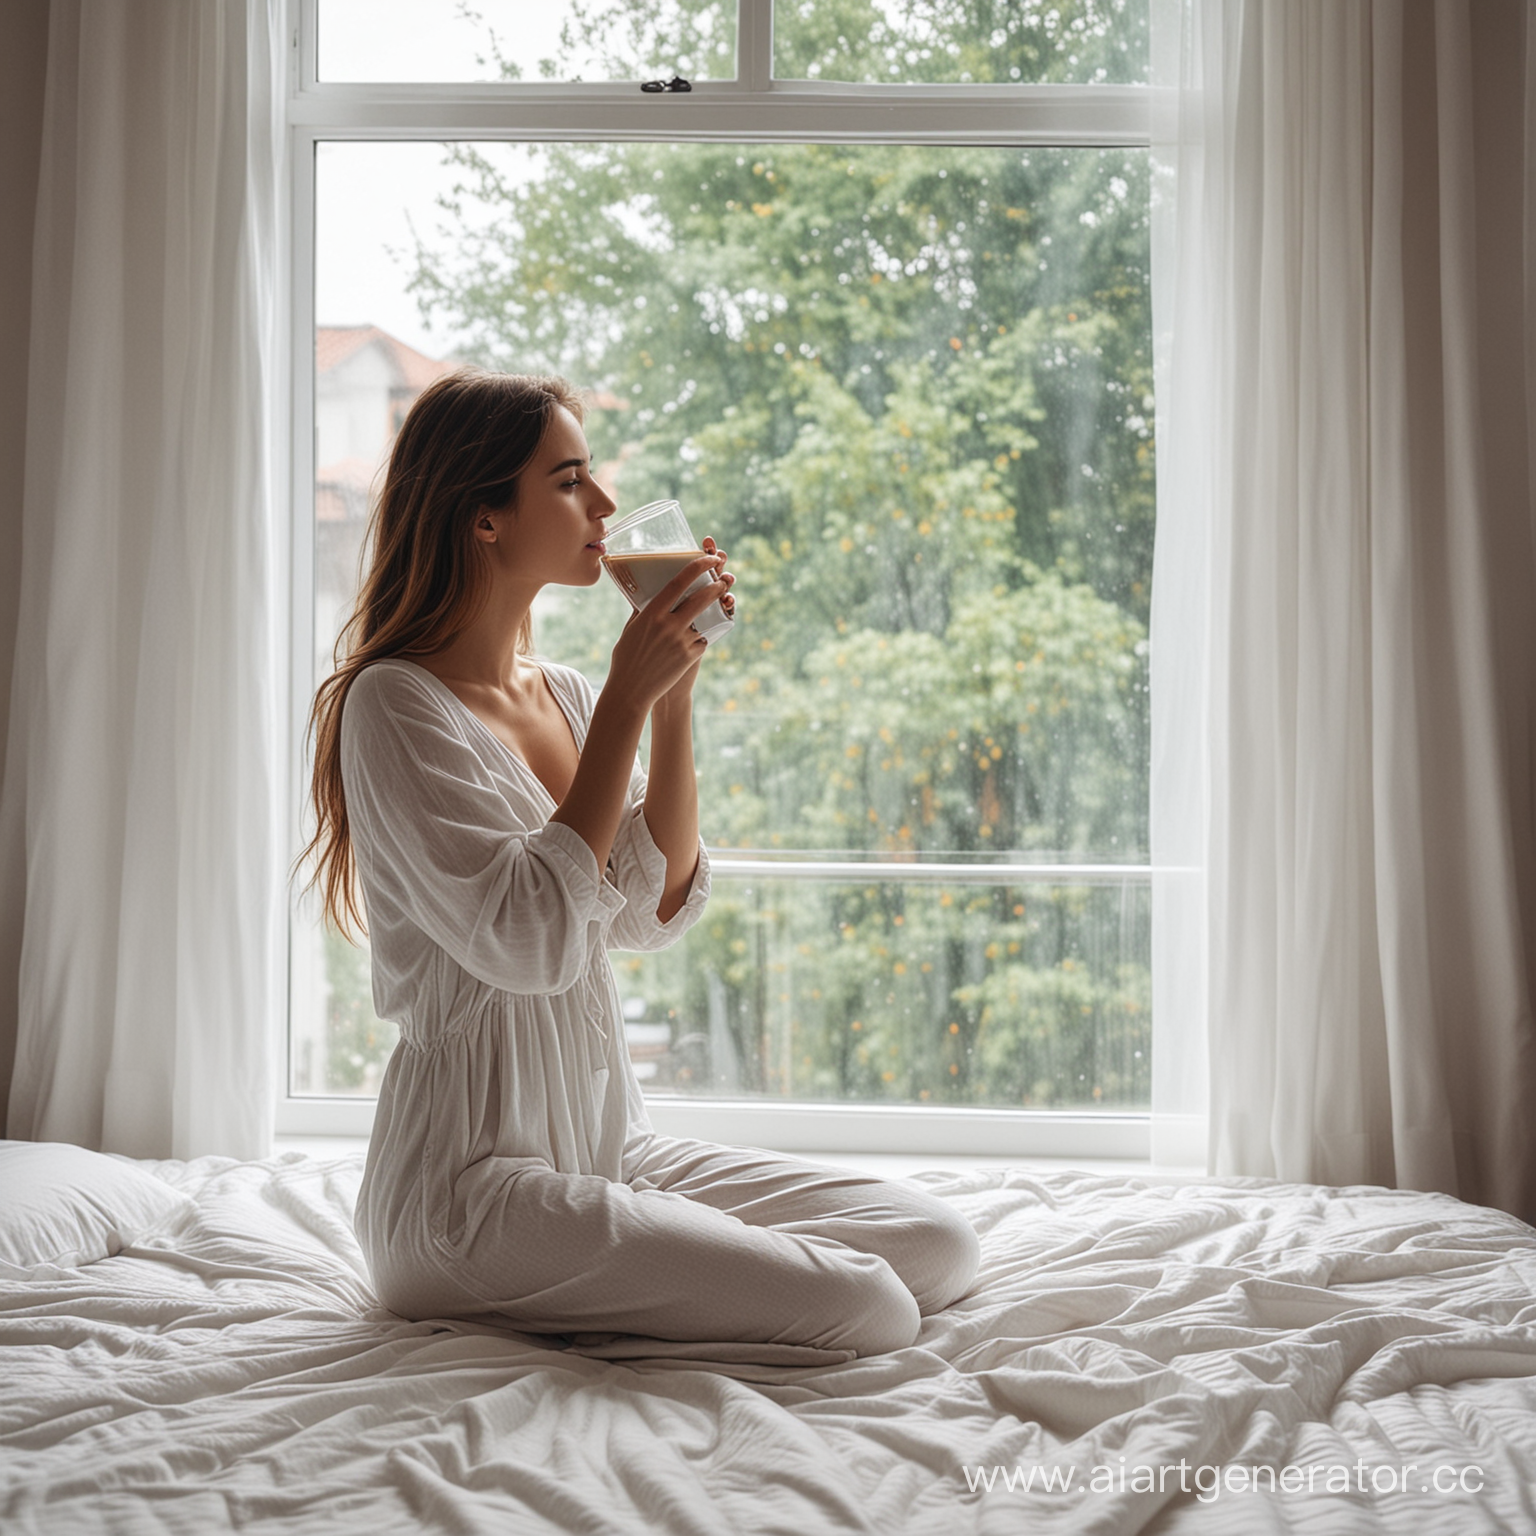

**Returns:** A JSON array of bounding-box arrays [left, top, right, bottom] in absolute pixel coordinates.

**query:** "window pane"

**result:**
[[620, 871, 1149, 1107], [299, 138, 1154, 1109], [317, 0, 736, 83], [773, 0, 1148, 85]]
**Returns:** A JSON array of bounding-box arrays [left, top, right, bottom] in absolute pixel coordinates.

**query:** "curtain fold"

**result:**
[[1152, 0, 1536, 1218], [0, 0, 286, 1159]]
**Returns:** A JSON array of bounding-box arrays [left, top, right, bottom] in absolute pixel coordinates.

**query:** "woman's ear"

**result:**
[[473, 512, 498, 543]]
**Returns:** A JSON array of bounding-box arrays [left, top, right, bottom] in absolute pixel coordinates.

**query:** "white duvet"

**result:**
[[2, 1154, 1534, 1534]]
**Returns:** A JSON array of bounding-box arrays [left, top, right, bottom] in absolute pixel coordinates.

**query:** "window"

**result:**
[[284, 0, 1154, 1156]]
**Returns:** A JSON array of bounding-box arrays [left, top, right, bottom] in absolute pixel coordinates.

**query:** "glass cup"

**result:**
[[600, 499, 735, 644]]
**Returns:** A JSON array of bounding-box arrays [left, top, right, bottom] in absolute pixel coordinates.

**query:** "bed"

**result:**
[[2, 1142, 1534, 1534]]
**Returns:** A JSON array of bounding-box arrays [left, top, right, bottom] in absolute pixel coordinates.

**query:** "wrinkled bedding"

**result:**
[[2, 1153, 1535, 1534]]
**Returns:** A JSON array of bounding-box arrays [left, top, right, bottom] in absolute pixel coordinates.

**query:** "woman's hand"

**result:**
[[655, 537, 735, 713], [551, 552, 719, 871], [703, 536, 736, 620], [606, 547, 731, 714], [645, 537, 731, 917], [560, 536, 729, 907]]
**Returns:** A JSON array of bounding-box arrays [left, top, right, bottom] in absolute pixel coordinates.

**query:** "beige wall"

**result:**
[[0, 0, 50, 1130]]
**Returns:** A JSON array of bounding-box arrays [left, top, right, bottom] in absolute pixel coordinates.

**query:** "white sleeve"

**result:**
[[545, 663, 711, 953], [341, 665, 624, 995], [606, 755, 712, 953]]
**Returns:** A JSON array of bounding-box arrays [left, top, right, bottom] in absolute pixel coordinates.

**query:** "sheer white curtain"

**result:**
[[1152, 0, 1536, 1219], [0, 0, 286, 1159]]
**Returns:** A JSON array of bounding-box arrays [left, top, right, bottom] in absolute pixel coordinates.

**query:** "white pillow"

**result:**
[[0, 1139, 196, 1275]]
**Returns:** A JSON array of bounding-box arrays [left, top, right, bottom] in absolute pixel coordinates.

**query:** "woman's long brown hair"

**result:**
[[296, 367, 585, 937]]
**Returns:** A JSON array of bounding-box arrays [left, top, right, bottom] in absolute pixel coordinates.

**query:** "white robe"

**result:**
[[341, 657, 977, 1356]]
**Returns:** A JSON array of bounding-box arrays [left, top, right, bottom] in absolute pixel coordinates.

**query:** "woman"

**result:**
[[301, 368, 979, 1357]]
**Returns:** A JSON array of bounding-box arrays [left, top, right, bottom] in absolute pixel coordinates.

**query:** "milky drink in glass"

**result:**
[[600, 500, 735, 644]]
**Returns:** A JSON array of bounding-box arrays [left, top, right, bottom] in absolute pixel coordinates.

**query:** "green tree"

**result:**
[[323, 929, 398, 1092], [546, 0, 1146, 86]]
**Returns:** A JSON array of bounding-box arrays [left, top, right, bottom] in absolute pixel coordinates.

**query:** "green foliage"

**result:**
[[534, 0, 735, 82], [612, 877, 1150, 1105], [413, 138, 1154, 626], [476, 0, 1146, 88], [968, 955, 1150, 1106], [771, 0, 1147, 84], [369, 4, 1155, 1108], [322, 928, 398, 1092]]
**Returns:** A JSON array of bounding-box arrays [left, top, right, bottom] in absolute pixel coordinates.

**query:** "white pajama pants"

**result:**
[[376, 1136, 981, 1358]]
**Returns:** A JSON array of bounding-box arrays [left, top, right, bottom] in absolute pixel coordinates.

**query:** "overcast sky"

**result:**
[[319, 0, 588, 83], [314, 0, 580, 358], [316, 141, 475, 358]]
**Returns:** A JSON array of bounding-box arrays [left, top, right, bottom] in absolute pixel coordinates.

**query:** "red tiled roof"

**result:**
[[316, 325, 457, 389], [316, 455, 380, 492]]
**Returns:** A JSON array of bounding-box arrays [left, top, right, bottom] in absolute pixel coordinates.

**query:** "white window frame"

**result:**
[[280, 0, 1156, 1159]]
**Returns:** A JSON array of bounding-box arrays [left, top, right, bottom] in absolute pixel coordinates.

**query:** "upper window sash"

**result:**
[[289, 0, 1151, 146]]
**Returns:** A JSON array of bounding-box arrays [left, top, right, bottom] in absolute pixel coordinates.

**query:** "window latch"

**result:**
[[640, 75, 693, 94]]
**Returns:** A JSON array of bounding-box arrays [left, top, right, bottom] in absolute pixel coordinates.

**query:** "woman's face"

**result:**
[[477, 404, 617, 590]]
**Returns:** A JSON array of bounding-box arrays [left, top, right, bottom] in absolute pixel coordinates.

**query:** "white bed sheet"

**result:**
[[2, 1153, 1534, 1534]]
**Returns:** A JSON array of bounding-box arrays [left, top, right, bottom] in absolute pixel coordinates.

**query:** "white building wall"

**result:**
[[316, 342, 397, 467]]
